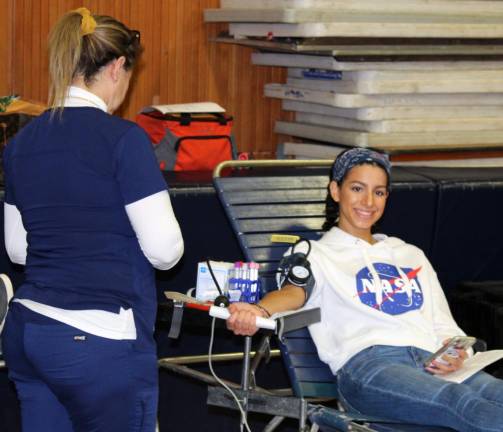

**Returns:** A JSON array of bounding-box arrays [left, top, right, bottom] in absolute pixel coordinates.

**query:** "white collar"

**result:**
[[64, 86, 108, 112], [322, 226, 387, 247]]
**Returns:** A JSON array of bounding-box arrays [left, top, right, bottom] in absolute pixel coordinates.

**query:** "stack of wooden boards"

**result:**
[[206, 0, 503, 39], [204, 0, 503, 162], [262, 57, 503, 152]]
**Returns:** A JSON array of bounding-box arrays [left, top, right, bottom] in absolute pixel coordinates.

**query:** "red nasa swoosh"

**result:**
[[374, 266, 422, 309]]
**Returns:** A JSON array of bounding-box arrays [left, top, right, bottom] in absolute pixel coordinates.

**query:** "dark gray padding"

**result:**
[[405, 167, 503, 293]]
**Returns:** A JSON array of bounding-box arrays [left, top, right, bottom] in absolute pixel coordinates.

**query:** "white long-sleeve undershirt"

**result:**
[[125, 189, 184, 270], [4, 202, 27, 265]]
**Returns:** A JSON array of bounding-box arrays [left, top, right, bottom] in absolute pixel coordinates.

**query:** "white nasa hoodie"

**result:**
[[302, 227, 465, 374]]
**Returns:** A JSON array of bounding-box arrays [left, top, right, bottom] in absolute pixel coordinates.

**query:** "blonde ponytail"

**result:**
[[47, 8, 141, 113], [48, 11, 84, 110]]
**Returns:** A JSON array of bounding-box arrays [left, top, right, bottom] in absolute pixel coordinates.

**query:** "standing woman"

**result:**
[[227, 148, 503, 432], [2, 8, 183, 432]]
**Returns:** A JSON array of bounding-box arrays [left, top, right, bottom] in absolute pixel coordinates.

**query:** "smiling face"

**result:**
[[329, 163, 389, 243]]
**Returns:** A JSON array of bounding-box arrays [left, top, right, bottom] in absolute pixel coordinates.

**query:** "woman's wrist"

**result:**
[[253, 303, 271, 318]]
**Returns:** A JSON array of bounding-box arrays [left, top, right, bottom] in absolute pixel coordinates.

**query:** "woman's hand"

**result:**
[[425, 339, 469, 375], [226, 285, 305, 336], [226, 302, 265, 336]]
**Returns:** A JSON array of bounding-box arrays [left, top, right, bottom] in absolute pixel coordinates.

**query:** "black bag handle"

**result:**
[[214, 113, 228, 126], [179, 112, 229, 126], [180, 113, 192, 126], [144, 111, 231, 126]]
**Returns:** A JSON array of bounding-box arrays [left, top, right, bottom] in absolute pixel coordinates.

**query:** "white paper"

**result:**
[[140, 102, 225, 114], [439, 350, 503, 383]]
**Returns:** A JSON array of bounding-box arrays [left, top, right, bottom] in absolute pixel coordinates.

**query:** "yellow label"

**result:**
[[270, 234, 300, 244]]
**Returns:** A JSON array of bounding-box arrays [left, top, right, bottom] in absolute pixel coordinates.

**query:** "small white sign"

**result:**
[[195, 261, 233, 302]]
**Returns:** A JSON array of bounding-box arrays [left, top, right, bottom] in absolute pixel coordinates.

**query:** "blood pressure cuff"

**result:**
[[277, 252, 315, 301]]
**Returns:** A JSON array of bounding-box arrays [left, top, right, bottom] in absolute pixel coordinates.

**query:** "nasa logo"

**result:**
[[355, 263, 423, 315]]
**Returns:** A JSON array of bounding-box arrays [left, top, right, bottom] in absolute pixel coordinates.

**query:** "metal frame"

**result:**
[[205, 334, 313, 432], [158, 346, 285, 395], [213, 159, 333, 178]]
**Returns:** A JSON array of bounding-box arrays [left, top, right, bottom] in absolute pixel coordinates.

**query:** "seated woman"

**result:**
[[227, 148, 503, 432]]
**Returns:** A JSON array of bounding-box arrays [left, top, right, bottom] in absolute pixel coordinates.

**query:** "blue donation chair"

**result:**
[[209, 160, 455, 432]]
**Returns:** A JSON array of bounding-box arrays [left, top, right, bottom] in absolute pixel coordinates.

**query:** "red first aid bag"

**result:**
[[136, 111, 236, 171]]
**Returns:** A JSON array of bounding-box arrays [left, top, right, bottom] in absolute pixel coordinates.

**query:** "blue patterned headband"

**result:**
[[332, 148, 391, 183]]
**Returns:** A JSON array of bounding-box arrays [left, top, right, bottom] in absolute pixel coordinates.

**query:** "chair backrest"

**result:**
[[213, 162, 339, 399], [213, 167, 329, 295]]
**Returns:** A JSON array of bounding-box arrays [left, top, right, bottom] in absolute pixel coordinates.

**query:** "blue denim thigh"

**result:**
[[3, 303, 158, 432], [462, 370, 503, 408], [337, 345, 503, 432]]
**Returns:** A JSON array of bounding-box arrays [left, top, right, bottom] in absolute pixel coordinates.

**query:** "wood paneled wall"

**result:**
[[0, 0, 292, 156], [0, 0, 13, 96]]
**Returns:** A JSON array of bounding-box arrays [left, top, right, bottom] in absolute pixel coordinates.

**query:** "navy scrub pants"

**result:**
[[2, 302, 158, 432]]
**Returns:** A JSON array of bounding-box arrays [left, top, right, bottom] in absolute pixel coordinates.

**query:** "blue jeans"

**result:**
[[2, 302, 158, 432], [337, 345, 503, 432]]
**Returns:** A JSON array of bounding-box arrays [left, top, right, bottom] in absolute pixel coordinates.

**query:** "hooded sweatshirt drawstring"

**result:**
[[388, 245, 414, 305], [362, 247, 385, 308]]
